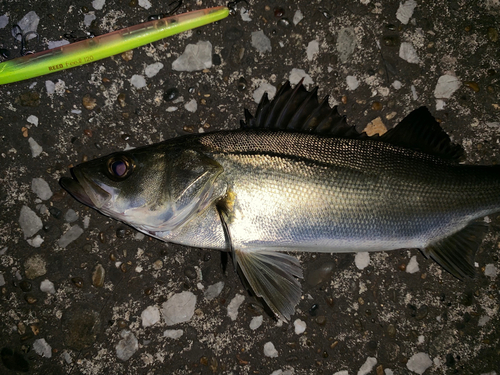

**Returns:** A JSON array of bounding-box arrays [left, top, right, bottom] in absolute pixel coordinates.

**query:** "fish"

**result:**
[[60, 81, 500, 321]]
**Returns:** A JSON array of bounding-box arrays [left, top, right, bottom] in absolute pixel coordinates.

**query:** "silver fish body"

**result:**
[[60, 81, 500, 320]]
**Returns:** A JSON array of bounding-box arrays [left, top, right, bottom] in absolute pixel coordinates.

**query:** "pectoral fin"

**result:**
[[234, 249, 303, 322], [216, 199, 303, 321], [422, 220, 488, 280]]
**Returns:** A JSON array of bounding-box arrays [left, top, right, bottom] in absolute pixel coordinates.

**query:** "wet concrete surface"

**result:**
[[0, 0, 499, 374]]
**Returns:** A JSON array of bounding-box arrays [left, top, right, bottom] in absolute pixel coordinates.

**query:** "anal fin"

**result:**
[[422, 220, 488, 280]]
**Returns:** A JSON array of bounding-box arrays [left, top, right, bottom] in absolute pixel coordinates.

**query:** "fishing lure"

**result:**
[[0, 6, 229, 85]]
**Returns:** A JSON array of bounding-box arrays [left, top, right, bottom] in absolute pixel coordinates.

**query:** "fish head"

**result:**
[[60, 144, 224, 235]]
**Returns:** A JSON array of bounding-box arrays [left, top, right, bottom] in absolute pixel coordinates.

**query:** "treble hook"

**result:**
[[12, 24, 40, 56], [227, 0, 249, 16]]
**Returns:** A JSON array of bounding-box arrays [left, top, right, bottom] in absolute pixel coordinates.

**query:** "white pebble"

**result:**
[[138, 0, 152, 9], [172, 41, 213, 72], [84, 14, 96, 27], [204, 281, 224, 300], [333, 371, 349, 375], [227, 293, 245, 321], [253, 83, 276, 103], [396, 0, 417, 25], [40, 279, 56, 294], [28, 137, 43, 157], [33, 338, 52, 358], [385, 370, 394, 375], [289, 68, 313, 86], [240, 7, 252, 22], [145, 62, 163, 78], [358, 356, 377, 375], [293, 10, 304, 25], [32, 178, 52, 200], [92, 0, 105, 10], [399, 42, 420, 64], [163, 329, 183, 339], [130, 74, 147, 89], [294, 319, 307, 334], [434, 74, 461, 99], [306, 40, 319, 61], [478, 315, 490, 327], [116, 330, 138, 361], [27, 235, 44, 248], [346, 75, 359, 91], [19, 205, 43, 239], [141, 305, 160, 327], [184, 99, 198, 113], [406, 255, 420, 274], [57, 225, 84, 248], [264, 341, 278, 358], [251, 30, 272, 53], [411, 85, 418, 100], [64, 209, 78, 223], [484, 264, 498, 278], [62, 351, 72, 364], [27, 115, 38, 126], [392, 80, 402, 90], [406, 352, 432, 374], [355, 252, 370, 270], [250, 315, 263, 330], [162, 291, 197, 325], [45, 80, 55, 94]]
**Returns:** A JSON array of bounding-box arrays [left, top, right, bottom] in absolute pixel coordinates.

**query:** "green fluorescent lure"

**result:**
[[0, 6, 229, 85]]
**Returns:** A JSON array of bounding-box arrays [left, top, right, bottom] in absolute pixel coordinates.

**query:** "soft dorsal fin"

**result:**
[[379, 107, 464, 162], [241, 80, 464, 162]]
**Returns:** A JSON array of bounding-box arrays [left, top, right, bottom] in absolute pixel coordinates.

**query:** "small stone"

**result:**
[[58, 225, 83, 248], [487, 27, 498, 42], [121, 50, 134, 61], [293, 9, 304, 25], [28, 137, 43, 157], [64, 209, 78, 223], [263, 342, 278, 358], [204, 281, 224, 300], [294, 319, 306, 334], [358, 357, 377, 375], [306, 40, 319, 61], [289, 68, 313, 86], [240, 7, 252, 22], [82, 94, 97, 110], [399, 42, 420, 64], [406, 255, 420, 273], [130, 75, 146, 89], [253, 83, 276, 103], [33, 338, 52, 358], [25, 294, 37, 304], [406, 352, 432, 374], [172, 41, 213, 71], [92, 264, 105, 287], [145, 62, 164, 78], [392, 80, 402, 90], [24, 255, 47, 279], [464, 81, 480, 92], [396, 0, 417, 25], [251, 30, 272, 53], [346, 75, 359, 91], [116, 330, 138, 361], [163, 329, 183, 339], [27, 235, 44, 248], [364, 117, 387, 136], [40, 279, 56, 294], [184, 99, 198, 113], [434, 74, 461, 99], [337, 28, 357, 63], [484, 264, 498, 278], [227, 293, 245, 321], [162, 291, 197, 325], [355, 252, 370, 270], [117, 93, 126, 108], [141, 305, 160, 327], [250, 315, 263, 330], [32, 178, 53, 200], [372, 101, 383, 111]]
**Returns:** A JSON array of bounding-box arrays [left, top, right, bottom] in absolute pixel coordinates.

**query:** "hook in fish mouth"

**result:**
[[60, 169, 111, 209]]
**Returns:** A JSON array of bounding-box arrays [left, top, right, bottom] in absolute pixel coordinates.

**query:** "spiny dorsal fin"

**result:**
[[241, 80, 464, 161], [422, 220, 488, 280]]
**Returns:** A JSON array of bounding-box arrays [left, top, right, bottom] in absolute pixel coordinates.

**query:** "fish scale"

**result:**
[[60, 81, 500, 321]]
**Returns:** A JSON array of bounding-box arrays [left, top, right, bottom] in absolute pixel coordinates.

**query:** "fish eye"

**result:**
[[107, 155, 134, 179]]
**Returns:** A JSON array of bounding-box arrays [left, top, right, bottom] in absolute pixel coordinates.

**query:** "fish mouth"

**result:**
[[60, 169, 111, 209]]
